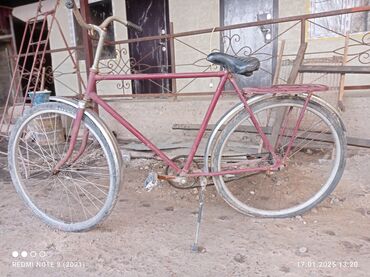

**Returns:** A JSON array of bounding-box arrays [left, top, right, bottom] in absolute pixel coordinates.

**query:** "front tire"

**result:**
[[8, 102, 121, 231]]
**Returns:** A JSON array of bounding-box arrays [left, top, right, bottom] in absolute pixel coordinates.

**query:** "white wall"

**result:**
[[169, 0, 220, 93]]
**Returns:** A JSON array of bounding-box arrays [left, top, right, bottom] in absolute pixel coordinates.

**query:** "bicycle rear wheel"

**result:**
[[211, 96, 346, 217], [8, 102, 122, 231]]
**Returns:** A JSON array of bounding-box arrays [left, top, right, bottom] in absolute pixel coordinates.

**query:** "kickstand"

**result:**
[[191, 176, 207, 253]]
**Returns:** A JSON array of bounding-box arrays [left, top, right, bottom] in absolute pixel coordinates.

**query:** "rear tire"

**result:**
[[211, 96, 346, 217]]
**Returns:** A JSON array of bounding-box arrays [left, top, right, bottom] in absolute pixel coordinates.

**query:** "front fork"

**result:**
[[53, 100, 90, 173]]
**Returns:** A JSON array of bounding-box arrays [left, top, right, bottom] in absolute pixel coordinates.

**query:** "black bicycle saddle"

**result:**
[[206, 52, 260, 76]]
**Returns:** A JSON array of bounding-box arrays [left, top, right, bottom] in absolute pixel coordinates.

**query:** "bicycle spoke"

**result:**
[[212, 97, 345, 217], [59, 168, 111, 177], [9, 103, 119, 230]]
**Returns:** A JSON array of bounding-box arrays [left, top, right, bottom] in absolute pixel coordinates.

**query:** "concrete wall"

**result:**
[[12, 0, 370, 141]]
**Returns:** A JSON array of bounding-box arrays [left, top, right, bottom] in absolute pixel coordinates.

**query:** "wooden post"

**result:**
[[79, 0, 94, 77], [272, 40, 285, 85], [338, 32, 350, 111], [40, 67, 46, 91], [287, 43, 307, 84], [169, 22, 177, 94], [300, 19, 306, 44], [269, 43, 308, 148], [8, 14, 17, 56]]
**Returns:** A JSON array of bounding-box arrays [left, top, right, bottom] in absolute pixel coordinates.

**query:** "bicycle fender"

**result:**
[[309, 94, 346, 131]]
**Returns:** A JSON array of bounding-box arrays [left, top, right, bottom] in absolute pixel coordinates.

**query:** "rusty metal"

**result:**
[[95, 4, 370, 94], [244, 84, 329, 95], [0, 0, 88, 137], [110, 6, 370, 46], [0, 0, 46, 134], [7, 5, 370, 63], [56, 90, 238, 100], [22, 10, 55, 113], [157, 175, 176, 181]]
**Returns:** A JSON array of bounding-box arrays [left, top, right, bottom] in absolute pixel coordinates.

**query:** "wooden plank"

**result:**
[[124, 141, 191, 151], [272, 39, 285, 85], [338, 32, 350, 111], [344, 85, 370, 90], [300, 19, 306, 44], [173, 123, 270, 133], [0, 35, 12, 41], [287, 43, 307, 84], [173, 123, 370, 148], [299, 65, 370, 74], [271, 43, 307, 150], [346, 137, 370, 148], [169, 22, 177, 94], [112, 6, 370, 46]]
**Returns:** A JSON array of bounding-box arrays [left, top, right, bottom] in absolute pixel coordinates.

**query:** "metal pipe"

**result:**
[[53, 107, 85, 171], [283, 93, 313, 160], [112, 6, 370, 45], [92, 92, 182, 173], [10, 6, 370, 64], [183, 73, 228, 172], [95, 71, 226, 81]]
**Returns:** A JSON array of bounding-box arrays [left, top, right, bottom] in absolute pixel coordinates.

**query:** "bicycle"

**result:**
[[8, 0, 346, 242]]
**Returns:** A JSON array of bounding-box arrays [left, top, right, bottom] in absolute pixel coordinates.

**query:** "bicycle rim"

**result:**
[[211, 97, 346, 217], [8, 103, 120, 231]]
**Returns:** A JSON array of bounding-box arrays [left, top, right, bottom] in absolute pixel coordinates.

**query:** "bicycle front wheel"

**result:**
[[8, 102, 122, 231], [211, 96, 346, 217]]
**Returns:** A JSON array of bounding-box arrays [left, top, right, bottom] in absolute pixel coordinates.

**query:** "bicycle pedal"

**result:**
[[144, 171, 159, 192]]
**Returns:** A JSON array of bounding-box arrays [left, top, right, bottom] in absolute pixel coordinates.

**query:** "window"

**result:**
[[73, 0, 115, 59], [310, 0, 370, 38]]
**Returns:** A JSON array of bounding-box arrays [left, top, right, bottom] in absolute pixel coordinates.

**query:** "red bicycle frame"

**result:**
[[51, 4, 326, 178], [54, 68, 319, 178]]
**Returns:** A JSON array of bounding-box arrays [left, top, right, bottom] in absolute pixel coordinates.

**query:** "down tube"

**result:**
[[89, 93, 181, 173], [183, 73, 229, 172]]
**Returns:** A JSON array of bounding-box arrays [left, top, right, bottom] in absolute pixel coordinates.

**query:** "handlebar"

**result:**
[[100, 16, 142, 32], [64, 0, 142, 32]]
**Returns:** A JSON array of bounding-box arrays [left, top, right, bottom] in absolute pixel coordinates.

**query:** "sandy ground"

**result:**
[[0, 145, 369, 277]]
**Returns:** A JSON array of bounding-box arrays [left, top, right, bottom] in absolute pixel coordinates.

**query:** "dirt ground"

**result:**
[[0, 144, 369, 277]]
